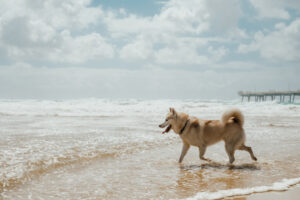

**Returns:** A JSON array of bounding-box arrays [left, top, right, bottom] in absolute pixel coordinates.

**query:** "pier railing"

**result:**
[[238, 90, 300, 102]]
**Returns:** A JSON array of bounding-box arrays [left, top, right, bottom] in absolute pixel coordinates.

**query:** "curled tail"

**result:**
[[222, 109, 244, 127]]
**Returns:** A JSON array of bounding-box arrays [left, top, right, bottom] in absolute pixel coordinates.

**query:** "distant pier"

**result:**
[[238, 90, 300, 103]]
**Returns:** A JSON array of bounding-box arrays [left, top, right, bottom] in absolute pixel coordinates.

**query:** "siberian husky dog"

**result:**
[[159, 108, 257, 164]]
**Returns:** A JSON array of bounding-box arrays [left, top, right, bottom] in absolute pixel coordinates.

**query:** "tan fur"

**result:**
[[159, 108, 257, 164], [222, 109, 244, 126]]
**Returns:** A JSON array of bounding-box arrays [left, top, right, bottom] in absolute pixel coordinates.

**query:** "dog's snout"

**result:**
[[159, 123, 165, 127], [159, 120, 169, 128], [159, 122, 166, 128]]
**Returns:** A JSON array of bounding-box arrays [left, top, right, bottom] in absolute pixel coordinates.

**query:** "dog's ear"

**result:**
[[169, 107, 176, 116]]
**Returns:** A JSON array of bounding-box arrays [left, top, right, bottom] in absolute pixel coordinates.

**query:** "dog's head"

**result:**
[[159, 107, 177, 134]]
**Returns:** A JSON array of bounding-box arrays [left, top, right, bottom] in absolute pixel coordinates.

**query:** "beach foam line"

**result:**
[[181, 177, 300, 200], [0, 139, 176, 191]]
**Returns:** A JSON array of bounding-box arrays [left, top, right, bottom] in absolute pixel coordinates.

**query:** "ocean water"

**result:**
[[0, 99, 300, 199]]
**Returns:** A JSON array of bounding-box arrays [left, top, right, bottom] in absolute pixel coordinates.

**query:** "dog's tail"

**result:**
[[222, 109, 244, 127]]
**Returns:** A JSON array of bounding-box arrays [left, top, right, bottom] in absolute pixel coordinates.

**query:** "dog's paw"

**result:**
[[200, 157, 212, 162]]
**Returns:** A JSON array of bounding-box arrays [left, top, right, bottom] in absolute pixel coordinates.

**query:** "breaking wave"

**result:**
[[182, 177, 300, 200], [0, 138, 175, 191]]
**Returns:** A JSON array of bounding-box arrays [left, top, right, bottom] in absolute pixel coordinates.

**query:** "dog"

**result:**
[[159, 108, 257, 164]]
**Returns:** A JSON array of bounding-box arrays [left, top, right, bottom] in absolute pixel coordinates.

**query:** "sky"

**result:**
[[0, 0, 299, 99]]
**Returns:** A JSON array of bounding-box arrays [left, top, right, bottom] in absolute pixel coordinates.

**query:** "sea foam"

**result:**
[[181, 177, 300, 200]]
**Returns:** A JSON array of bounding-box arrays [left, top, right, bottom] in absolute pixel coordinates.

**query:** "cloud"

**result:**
[[238, 19, 300, 61], [104, 0, 242, 65], [0, 0, 113, 64], [154, 46, 209, 65], [0, 0, 245, 66], [0, 0, 102, 32], [49, 31, 114, 63], [2, 0, 299, 68], [105, 0, 241, 36], [249, 0, 290, 19], [119, 35, 153, 61], [250, 0, 300, 19]]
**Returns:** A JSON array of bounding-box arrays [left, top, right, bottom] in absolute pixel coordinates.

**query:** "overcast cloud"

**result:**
[[0, 0, 299, 99]]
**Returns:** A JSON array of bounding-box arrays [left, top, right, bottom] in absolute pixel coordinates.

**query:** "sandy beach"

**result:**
[[1, 99, 300, 199]]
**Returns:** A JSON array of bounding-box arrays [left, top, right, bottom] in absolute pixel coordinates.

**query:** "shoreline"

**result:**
[[232, 185, 300, 200]]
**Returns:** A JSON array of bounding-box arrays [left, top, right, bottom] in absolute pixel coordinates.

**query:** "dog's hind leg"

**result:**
[[225, 143, 235, 164], [179, 142, 190, 163], [238, 144, 257, 161], [199, 144, 210, 161]]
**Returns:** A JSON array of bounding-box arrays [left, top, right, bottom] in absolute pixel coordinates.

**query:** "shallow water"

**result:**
[[0, 99, 300, 199]]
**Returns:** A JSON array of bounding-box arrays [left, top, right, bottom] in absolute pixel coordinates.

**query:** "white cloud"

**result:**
[[238, 19, 300, 61], [250, 0, 300, 19], [49, 31, 115, 63], [154, 45, 209, 65], [208, 46, 228, 62], [0, 0, 113, 64], [119, 36, 153, 61], [250, 0, 290, 19], [103, 0, 242, 65], [0, 0, 102, 30], [0, 0, 244, 66], [120, 34, 211, 65], [1, 16, 58, 48], [104, 0, 241, 36]]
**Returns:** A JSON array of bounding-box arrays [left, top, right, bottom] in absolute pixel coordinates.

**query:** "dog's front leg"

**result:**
[[179, 142, 190, 163]]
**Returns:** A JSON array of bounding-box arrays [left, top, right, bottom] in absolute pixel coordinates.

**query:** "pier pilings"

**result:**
[[238, 91, 300, 103]]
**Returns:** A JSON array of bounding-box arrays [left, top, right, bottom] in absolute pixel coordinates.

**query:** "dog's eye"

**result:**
[[165, 119, 168, 121]]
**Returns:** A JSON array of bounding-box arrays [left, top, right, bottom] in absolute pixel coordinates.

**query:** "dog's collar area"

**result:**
[[179, 119, 189, 135]]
